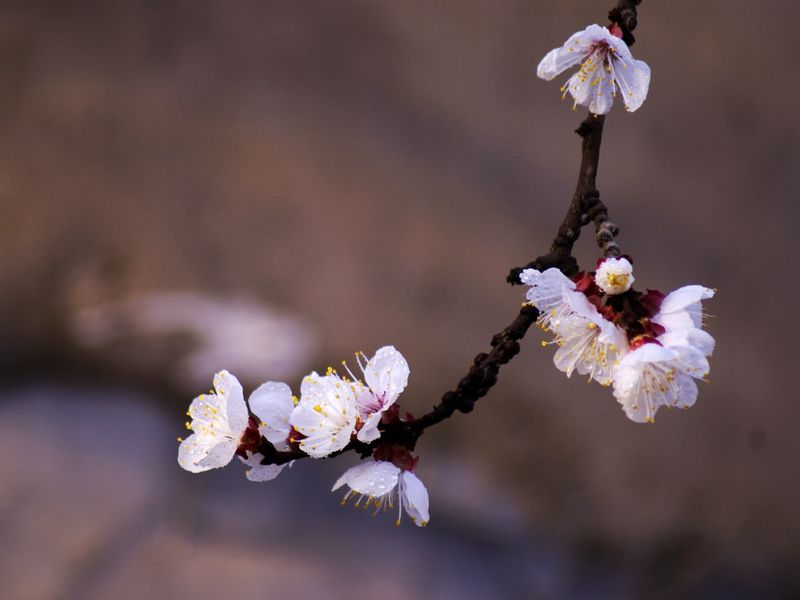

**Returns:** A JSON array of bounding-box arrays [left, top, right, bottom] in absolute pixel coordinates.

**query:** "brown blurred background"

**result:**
[[1, 0, 798, 598]]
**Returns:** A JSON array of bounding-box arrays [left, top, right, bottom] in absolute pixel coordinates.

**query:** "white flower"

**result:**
[[613, 285, 715, 422], [613, 338, 709, 423], [332, 460, 430, 527], [290, 372, 358, 458], [595, 257, 634, 295], [520, 268, 628, 385], [520, 267, 577, 333], [552, 289, 629, 385], [239, 452, 288, 482], [537, 24, 651, 114], [248, 381, 296, 452], [178, 370, 250, 473], [346, 346, 410, 443]]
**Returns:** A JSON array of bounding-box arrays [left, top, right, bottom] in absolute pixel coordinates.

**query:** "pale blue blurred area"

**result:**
[[1, 0, 798, 597]]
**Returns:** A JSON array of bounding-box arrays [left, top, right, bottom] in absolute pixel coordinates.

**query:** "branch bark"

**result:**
[[260, 0, 643, 467]]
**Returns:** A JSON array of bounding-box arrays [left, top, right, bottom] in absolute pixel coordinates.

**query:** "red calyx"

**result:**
[[373, 443, 419, 472], [381, 404, 401, 425], [629, 335, 662, 350], [608, 23, 624, 39], [236, 415, 262, 457], [287, 426, 305, 445], [639, 289, 666, 319]]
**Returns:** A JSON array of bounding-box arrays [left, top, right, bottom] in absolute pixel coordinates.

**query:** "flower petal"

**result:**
[[364, 346, 409, 406], [213, 370, 249, 435], [196, 439, 238, 470], [401, 471, 430, 527], [178, 433, 219, 473], [656, 285, 714, 328], [356, 411, 383, 443], [248, 381, 294, 452], [520, 268, 576, 313], [609, 55, 651, 112], [659, 328, 716, 358], [536, 24, 613, 80], [240, 452, 287, 482], [332, 460, 400, 496]]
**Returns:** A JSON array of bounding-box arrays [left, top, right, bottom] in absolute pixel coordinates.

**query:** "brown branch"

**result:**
[[258, 0, 642, 468]]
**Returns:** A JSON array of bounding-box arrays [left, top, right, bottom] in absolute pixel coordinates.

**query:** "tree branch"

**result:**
[[259, 0, 643, 467]]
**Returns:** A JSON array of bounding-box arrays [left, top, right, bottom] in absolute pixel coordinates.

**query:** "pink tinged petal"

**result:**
[[364, 346, 410, 407], [213, 370, 249, 435], [401, 471, 430, 527], [248, 381, 294, 450], [536, 24, 612, 80], [609, 55, 651, 112], [355, 389, 381, 420], [332, 460, 400, 496]]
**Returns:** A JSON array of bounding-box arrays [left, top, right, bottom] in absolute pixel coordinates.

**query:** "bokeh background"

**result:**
[[1, 0, 798, 598]]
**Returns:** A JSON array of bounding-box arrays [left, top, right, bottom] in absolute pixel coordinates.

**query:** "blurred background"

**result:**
[[1, 0, 797, 598]]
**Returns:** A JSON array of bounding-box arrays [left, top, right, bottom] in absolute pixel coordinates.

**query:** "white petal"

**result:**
[[655, 311, 698, 333], [520, 268, 576, 313], [178, 433, 219, 473], [536, 24, 613, 80], [563, 289, 601, 322], [672, 374, 698, 409], [213, 370, 249, 435], [609, 55, 651, 112], [621, 342, 677, 365], [669, 344, 710, 379], [659, 328, 716, 358], [240, 453, 287, 482], [297, 429, 354, 458], [588, 70, 615, 115], [566, 67, 592, 110], [356, 411, 383, 443], [656, 285, 714, 330], [332, 460, 400, 496], [248, 381, 294, 451], [196, 439, 238, 470], [401, 471, 430, 527], [187, 388, 244, 441], [364, 346, 409, 406], [660, 285, 715, 313]]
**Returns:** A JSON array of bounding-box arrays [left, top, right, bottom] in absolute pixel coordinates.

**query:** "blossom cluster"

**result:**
[[177, 346, 430, 526], [520, 257, 715, 423]]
